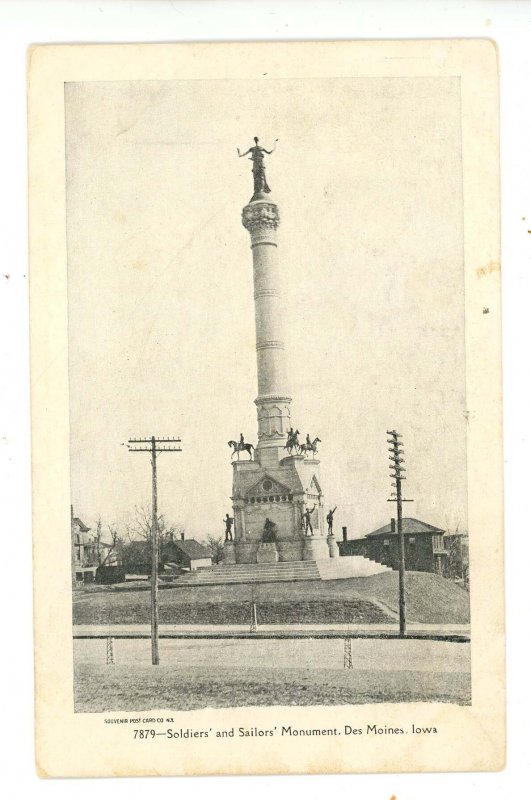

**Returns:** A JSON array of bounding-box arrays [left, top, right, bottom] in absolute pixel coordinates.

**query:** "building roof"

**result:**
[[365, 518, 445, 538], [72, 517, 90, 532], [172, 539, 211, 560]]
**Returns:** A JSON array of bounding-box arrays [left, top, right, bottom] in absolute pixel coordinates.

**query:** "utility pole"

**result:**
[[128, 436, 182, 665], [387, 430, 413, 637]]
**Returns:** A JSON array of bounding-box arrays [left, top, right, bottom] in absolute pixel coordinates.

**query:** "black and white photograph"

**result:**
[[28, 39, 503, 778], [66, 73, 472, 713]]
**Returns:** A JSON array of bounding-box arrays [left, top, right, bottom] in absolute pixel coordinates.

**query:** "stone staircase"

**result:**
[[177, 560, 320, 587], [316, 555, 392, 580], [175, 556, 390, 587]]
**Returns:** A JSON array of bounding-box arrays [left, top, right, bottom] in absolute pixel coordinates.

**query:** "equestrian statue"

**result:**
[[284, 428, 321, 457], [228, 432, 254, 461], [299, 434, 321, 457], [284, 427, 300, 455]]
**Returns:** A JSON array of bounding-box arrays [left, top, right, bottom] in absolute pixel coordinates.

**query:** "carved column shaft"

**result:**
[[242, 200, 291, 464]]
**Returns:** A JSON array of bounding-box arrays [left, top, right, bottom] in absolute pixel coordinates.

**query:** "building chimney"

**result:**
[[390, 518, 396, 532], [342, 526, 348, 543]]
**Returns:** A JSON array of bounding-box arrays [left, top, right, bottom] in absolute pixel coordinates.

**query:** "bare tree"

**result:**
[[446, 535, 469, 589], [99, 523, 121, 567], [95, 515, 103, 564], [444, 515, 469, 589], [206, 535, 224, 564], [125, 503, 182, 545], [108, 523, 119, 547]]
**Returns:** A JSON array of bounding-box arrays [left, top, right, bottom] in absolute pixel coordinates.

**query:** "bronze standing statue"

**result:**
[[224, 513, 234, 542], [237, 137, 278, 199], [303, 504, 317, 536], [326, 506, 337, 535]]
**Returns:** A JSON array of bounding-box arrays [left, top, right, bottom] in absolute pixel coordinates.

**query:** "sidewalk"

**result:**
[[74, 622, 470, 641]]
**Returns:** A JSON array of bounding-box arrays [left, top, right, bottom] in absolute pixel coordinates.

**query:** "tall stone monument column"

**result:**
[[226, 138, 331, 564], [242, 198, 291, 469]]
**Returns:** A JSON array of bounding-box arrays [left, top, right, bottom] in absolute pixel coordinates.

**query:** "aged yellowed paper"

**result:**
[[30, 40, 503, 777]]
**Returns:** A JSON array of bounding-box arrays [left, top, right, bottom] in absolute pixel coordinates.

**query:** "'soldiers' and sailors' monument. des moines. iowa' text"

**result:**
[[224, 138, 333, 565]]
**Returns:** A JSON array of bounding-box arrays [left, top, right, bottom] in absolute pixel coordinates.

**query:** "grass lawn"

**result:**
[[350, 572, 470, 624], [74, 663, 471, 712], [73, 572, 470, 626]]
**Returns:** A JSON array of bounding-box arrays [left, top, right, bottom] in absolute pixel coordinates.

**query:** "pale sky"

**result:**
[[65, 76, 466, 542]]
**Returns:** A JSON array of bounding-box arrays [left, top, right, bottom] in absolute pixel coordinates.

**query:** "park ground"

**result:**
[[73, 570, 470, 626], [73, 573, 470, 711], [74, 637, 471, 711]]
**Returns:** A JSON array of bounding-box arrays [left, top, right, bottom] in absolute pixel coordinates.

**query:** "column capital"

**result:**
[[242, 201, 280, 237]]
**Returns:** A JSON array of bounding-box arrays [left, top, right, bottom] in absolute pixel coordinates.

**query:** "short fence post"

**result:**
[[250, 602, 258, 633], [343, 637, 353, 669], [106, 636, 115, 665]]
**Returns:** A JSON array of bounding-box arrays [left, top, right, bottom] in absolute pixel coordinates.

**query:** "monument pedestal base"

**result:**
[[327, 534, 338, 558], [234, 541, 258, 564], [222, 541, 236, 564], [303, 536, 330, 562], [234, 539, 306, 563], [231, 452, 329, 564], [276, 538, 304, 562], [256, 542, 279, 564]]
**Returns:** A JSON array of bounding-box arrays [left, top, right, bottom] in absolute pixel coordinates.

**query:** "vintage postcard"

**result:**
[[30, 40, 503, 777]]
